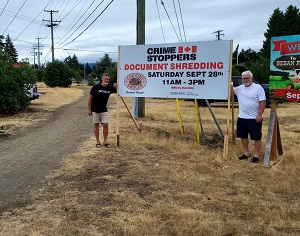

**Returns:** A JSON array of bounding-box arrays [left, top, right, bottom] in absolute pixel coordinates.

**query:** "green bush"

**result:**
[[87, 76, 95, 86], [35, 68, 44, 82], [105, 66, 117, 84], [71, 69, 82, 83], [44, 60, 72, 87], [0, 51, 36, 114]]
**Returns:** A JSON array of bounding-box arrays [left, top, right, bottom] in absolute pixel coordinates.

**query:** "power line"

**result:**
[[37, 1, 52, 37], [0, 0, 11, 18], [172, 0, 182, 42], [0, 9, 43, 25], [63, 0, 115, 47], [59, 0, 82, 22], [52, 0, 62, 12], [56, 47, 117, 53], [177, 0, 186, 42], [2, 0, 28, 35], [13, 8, 46, 42], [55, 0, 97, 48], [41, 48, 52, 64], [56, 0, 70, 20], [40, 46, 118, 64], [11, 37, 42, 45], [160, 0, 180, 42], [155, 0, 165, 43]]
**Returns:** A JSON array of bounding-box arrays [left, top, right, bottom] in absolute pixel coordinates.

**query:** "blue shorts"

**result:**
[[236, 118, 262, 140]]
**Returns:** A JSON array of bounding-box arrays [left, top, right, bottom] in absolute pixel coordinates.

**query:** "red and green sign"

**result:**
[[270, 35, 300, 103]]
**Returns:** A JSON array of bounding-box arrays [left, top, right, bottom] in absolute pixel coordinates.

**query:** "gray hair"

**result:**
[[241, 70, 253, 78]]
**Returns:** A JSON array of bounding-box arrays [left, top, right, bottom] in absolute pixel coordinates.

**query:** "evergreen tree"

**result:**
[[85, 63, 92, 75], [261, 8, 285, 57], [64, 54, 80, 70], [105, 62, 117, 84], [4, 35, 18, 62], [296, 10, 300, 33], [0, 35, 5, 50], [238, 48, 259, 64], [283, 5, 300, 35], [93, 53, 113, 77], [261, 5, 300, 57]]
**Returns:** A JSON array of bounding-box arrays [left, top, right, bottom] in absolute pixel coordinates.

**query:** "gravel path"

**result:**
[[0, 87, 93, 214]]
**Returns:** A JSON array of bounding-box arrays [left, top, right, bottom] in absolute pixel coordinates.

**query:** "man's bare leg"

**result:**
[[241, 138, 250, 156], [94, 123, 100, 144], [254, 140, 262, 157], [102, 123, 108, 144]]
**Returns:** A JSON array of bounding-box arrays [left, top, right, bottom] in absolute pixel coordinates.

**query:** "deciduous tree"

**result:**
[[244, 55, 270, 84], [44, 60, 72, 87], [0, 51, 36, 114]]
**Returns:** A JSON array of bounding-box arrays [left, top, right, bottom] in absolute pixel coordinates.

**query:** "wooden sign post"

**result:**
[[231, 84, 235, 143], [263, 102, 283, 166]]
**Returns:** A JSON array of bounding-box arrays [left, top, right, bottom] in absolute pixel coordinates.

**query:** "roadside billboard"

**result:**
[[118, 40, 232, 99], [270, 35, 300, 102]]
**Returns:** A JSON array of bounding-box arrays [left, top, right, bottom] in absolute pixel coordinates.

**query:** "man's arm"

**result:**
[[113, 83, 118, 90], [88, 94, 93, 116], [256, 100, 266, 123]]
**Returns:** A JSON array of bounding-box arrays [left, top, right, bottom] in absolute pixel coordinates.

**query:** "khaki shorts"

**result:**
[[92, 112, 109, 124]]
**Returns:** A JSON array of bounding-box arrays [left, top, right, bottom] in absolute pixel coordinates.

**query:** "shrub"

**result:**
[[44, 60, 72, 87], [87, 76, 95, 86], [0, 51, 36, 114]]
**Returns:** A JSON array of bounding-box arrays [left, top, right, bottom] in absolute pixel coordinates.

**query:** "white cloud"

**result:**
[[0, 0, 299, 64]]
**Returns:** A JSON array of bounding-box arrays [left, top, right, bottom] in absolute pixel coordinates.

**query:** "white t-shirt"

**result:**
[[233, 83, 266, 119]]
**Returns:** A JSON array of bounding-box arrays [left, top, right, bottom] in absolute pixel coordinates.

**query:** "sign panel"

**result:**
[[118, 41, 232, 99], [270, 35, 300, 102]]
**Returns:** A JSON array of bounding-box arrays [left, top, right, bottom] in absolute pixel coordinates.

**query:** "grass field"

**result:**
[[0, 84, 299, 236], [270, 75, 300, 89]]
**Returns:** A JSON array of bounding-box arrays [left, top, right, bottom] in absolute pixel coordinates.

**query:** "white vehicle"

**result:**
[[26, 84, 40, 100]]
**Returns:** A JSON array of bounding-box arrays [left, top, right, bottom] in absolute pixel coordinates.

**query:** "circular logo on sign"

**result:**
[[124, 73, 147, 90]]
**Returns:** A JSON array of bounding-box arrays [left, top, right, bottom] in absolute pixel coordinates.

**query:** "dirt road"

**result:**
[[0, 87, 93, 214]]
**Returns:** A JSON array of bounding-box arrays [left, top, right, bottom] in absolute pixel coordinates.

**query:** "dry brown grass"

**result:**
[[0, 82, 84, 135], [0, 86, 299, 236]]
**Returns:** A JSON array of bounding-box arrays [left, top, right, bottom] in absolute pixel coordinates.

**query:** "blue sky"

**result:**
[[0, 0, 299, 64]]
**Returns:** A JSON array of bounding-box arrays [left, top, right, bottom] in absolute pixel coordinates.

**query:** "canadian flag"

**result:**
[[178, 46, 197, 53]]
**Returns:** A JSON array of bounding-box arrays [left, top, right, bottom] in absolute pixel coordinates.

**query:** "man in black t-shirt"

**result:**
[[88, 73, 117, 148]]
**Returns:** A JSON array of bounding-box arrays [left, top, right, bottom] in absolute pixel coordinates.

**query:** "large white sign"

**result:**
[[118, 40, 232, 99]]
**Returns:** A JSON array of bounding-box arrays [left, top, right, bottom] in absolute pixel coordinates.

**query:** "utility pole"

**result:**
[[213, 30, 224, 40], [31, 47, 36, 69], [43, 10, 60, 62], [84, 65, 86, 81], [34, 37, 43, 68], [136, 0, 145, 117]]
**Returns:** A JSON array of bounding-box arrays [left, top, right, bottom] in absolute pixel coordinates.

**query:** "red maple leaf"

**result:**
[[184, 46, 191, 52]]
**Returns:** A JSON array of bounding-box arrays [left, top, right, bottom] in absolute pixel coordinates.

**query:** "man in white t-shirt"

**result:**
[[233, 70, 266, 163]]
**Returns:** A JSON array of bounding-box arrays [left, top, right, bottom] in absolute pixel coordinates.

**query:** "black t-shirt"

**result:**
[[90, 83, 117, 113]]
